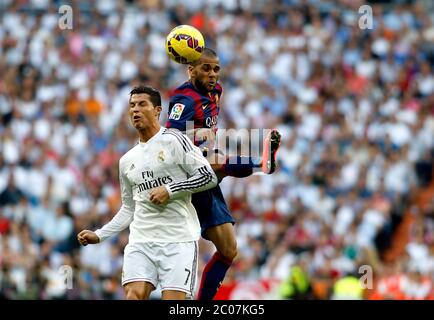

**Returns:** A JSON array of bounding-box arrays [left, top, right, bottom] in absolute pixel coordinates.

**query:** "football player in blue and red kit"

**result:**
[[166, 48, 281, 300]]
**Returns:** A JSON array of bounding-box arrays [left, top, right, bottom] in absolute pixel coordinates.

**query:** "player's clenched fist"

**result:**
[[77, 230, 100, 246], [149, 186, 170, 205]]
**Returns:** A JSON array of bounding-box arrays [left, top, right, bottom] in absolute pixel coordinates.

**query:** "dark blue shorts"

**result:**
[[191, 184, 235, 240]]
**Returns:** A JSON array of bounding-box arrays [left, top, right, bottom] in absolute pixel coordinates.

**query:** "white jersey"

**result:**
[[95, 127, 217, 243]]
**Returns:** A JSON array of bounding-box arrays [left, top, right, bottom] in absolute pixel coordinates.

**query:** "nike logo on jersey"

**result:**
[[202, 103, 209, 110]]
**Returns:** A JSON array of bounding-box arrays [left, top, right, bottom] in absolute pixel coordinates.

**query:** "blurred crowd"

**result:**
[[1, 0, 433, 299]]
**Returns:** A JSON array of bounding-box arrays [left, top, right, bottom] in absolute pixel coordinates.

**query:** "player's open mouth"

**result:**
[[133, 116, 141, 122]]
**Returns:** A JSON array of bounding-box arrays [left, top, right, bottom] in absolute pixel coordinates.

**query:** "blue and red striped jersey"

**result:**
[[166, 81, 222, 134]]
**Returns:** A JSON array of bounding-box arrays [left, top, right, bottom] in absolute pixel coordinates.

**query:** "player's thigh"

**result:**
[[123, 281, 154, 300], [161, 290, 187, 300], [122, 243, 158, 291], [158, 241, 199, 298], [204, 223, 237, 260]]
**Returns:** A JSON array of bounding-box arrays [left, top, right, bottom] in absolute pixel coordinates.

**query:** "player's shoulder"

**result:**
[[119, 143, 141, 170], [172, 82, 199, 100], [161, 127, 189, 142], [161, 128, 194, 152], [174, 81, 194, 92]]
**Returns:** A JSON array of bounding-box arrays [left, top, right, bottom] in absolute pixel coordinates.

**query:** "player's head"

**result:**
[[129, 86, 162, 130], [188, 47, 220, 93]]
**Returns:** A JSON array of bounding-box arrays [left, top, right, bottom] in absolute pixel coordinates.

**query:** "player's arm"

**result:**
[[185, 127, 218, 151], [149, 132, 217, 204], [77, 162, 135, 245], [165, 94, 196, 132], [167, 133, 217, 198]]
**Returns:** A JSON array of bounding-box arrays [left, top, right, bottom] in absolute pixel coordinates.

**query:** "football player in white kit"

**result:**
[[77, 86, 217, 300]]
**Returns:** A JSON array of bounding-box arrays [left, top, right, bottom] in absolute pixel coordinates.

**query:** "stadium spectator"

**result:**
[[0, 0, 433, 299]]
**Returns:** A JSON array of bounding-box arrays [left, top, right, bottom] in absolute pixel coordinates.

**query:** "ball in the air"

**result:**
[[166, 25, 205, 64]]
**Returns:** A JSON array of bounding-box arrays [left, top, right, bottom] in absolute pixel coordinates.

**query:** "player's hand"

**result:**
[[77, 230, 100, 246], [149, 186, 170, 205], [186, 128, 216, 148]]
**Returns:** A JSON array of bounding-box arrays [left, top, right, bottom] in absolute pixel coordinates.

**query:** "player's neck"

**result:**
[[137, 123, 161, 143]]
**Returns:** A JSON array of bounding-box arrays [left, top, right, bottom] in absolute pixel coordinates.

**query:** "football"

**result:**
[[166, 25, 205, 64]]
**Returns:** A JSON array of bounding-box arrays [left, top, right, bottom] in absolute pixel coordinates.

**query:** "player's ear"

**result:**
[[188, 65, 194, 79], [155, 105, 162, 119]]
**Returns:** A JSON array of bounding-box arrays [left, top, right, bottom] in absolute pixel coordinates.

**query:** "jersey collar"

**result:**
[[138, 127, 164, 147]]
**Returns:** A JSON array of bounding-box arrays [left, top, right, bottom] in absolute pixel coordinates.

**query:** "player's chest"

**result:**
[[125, 146, 177, 186], [194, 97, 219, 128]]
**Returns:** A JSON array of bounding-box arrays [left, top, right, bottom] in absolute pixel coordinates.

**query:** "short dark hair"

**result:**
[[190, 47, 218, 66], [202, 47, 217, 58], [129, 86, 161, 107]]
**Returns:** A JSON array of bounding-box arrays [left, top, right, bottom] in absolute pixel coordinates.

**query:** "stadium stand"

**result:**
[[0, 0, 433, 299]]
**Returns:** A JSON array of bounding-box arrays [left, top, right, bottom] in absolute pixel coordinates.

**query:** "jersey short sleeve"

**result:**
[[165, 94, 196, 132]]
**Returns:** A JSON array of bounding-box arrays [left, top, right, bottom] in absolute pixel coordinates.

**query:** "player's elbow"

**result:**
[[209, 172, 218, 188], [203, 169, 218, 190], [208, 172, 218, 189]]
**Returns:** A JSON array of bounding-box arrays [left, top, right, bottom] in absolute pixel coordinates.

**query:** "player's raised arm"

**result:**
[[165, 130, 217, 200], [77, 161, 135, 244]]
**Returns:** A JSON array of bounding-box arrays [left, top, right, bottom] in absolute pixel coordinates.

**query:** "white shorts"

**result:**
[[122, 241, 198, 296]]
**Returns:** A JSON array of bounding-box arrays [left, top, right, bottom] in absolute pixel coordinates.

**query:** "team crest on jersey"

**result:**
[[169, 103, 185, 120], [158, 150, 165, 162]]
